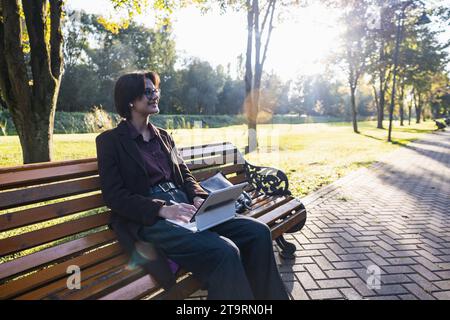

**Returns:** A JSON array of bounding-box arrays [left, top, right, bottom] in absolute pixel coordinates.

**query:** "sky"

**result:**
[[66, 0, 449, 81]]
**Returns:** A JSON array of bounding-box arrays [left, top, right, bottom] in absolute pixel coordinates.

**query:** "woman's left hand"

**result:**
[[193, 196, 205, 209]]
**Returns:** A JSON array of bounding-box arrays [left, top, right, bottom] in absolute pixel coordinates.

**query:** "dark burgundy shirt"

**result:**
[[126, 121, 174, 187]]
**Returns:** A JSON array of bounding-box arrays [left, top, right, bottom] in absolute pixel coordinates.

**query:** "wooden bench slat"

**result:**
[[99, 274, 159, 300], [152, 275, 202, 300], [0, 194, 105, 232], [16, 254, 130, 300], [258, 198, 304, 226], [270, 208, 307, 239], [60, 264, 145, 300], [0, 243, 123, 299], [192, 163, 244, 182], [0, 176, 101, 210], [228, 172, 247, 185], [246, 199, 289, 220], [186, 154, 239, 171], [179, 142, 239, 160], [0, 212, 111, 256], [0, 229, 116, 281], [0, 158, 97, 174], [0, 162, 99, 191], [249, 195, 291, 215]]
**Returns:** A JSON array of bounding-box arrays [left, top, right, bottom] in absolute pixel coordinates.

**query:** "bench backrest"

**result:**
[[0, 142, 247, 299]]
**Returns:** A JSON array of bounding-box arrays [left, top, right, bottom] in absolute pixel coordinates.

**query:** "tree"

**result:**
[[58, 11, 177, 113], [402, 9, 448, 124], [370, 2, 397, 129], [213, 0, 302, 152], [0, 0, 198, 164], [0, 0, 64, 163], [337, 0, 371, 133]]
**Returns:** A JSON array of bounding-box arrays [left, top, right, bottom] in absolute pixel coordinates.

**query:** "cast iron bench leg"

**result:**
[[275, 235, 297, 260]]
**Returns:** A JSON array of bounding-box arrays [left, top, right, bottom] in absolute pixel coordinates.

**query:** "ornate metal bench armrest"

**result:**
[[243, 161, 291, 196]]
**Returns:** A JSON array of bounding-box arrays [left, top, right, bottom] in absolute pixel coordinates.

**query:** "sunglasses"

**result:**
[[144, 87, 160, 100]]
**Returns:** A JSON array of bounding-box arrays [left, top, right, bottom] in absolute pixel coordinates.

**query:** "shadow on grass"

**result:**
[[353, 161, 375, 167], [360, 133, 384, 142], [360, 132, 422, 148], [394, 127, 435, 134]]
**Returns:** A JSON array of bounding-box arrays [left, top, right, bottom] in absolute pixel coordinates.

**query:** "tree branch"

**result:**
[[260, 0, 276, 69], [260, 0, 273, 36], [2, 0, 31, 112], [49, 0, 63, 79], [0, 6, 14, 107], [254, 0, 260, 69], [22, 0, 54, 92], [245, 0, 253, 95]]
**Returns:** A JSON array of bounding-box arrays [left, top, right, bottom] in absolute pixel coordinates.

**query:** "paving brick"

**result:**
[[434, 280, 450, 290], [312, 256, 334, 271], [319, 249, 341, 262], [366, 253, 390, 266], [407, 274, 439, 292], [374, 284, 408, 295], [432, 291, 450, 299], [381, 274, 413, 285], [307, 289, 343, 300], [386, 257, 416, 265], [339, 288, 362, 300], [368, 295, 400, 300], [410, 265, 440, 281], [347, 278, 376, 297], [403, 283, 435, 300], [333, 261, 363, 269], [339, 254, 368, 261], [382, 266, 415, 274], [302, 243, 329, 250], [304, 264, 327, 280], [317, 279, 350, 289], [296, 272, 319, 290], [435, 270, 450, 279], [325, 269, 357, 279], [286, 281, 309, 300], [398, 294, 419, 300]]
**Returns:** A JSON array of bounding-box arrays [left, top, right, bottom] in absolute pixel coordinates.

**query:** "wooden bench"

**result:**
[[0, 142, 307, 300]]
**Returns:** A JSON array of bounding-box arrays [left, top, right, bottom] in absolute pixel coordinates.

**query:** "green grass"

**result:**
[[0, 120, 436, 198]]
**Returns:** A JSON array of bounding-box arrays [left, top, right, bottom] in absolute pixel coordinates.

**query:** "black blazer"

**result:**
[[95, 120, 209, 289]]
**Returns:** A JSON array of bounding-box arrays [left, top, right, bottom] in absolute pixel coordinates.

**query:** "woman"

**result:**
[[96, 71, 289, 300]]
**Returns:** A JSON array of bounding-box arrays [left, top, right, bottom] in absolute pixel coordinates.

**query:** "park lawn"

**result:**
[[0, 120, 436, 198]]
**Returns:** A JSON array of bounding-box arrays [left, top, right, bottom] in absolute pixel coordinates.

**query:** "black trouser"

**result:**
[[140, 187, 289, 300]]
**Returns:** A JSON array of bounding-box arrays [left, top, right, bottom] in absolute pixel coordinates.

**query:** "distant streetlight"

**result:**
[[387, 1, 430, 142]]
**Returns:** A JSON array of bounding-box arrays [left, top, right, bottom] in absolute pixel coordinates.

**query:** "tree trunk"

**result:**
[[408, 103, 411, 125], [372, 84, 379, 123], [18, 110, 55, 163], [388, 14, 403, 142], [415, 93, 422, 124], [245, 0, 256, 154], [377, 44, 385, 129], [0, 0, 63, 164], [399, 80, 405, 126], [245, 0, 276, 154], [350, 86, 359, 133]]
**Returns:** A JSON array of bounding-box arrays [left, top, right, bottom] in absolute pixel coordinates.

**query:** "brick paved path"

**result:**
[[280, 130, 450, 300]]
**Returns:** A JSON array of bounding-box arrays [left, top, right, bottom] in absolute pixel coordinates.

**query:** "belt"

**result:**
[[149, 181, 178, 194]]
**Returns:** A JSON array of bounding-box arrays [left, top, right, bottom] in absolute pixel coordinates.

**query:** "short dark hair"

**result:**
[[114, 71, 160, 120]]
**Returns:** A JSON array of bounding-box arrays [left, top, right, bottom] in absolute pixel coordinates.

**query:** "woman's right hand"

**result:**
[[158, 203, 197, 223]]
